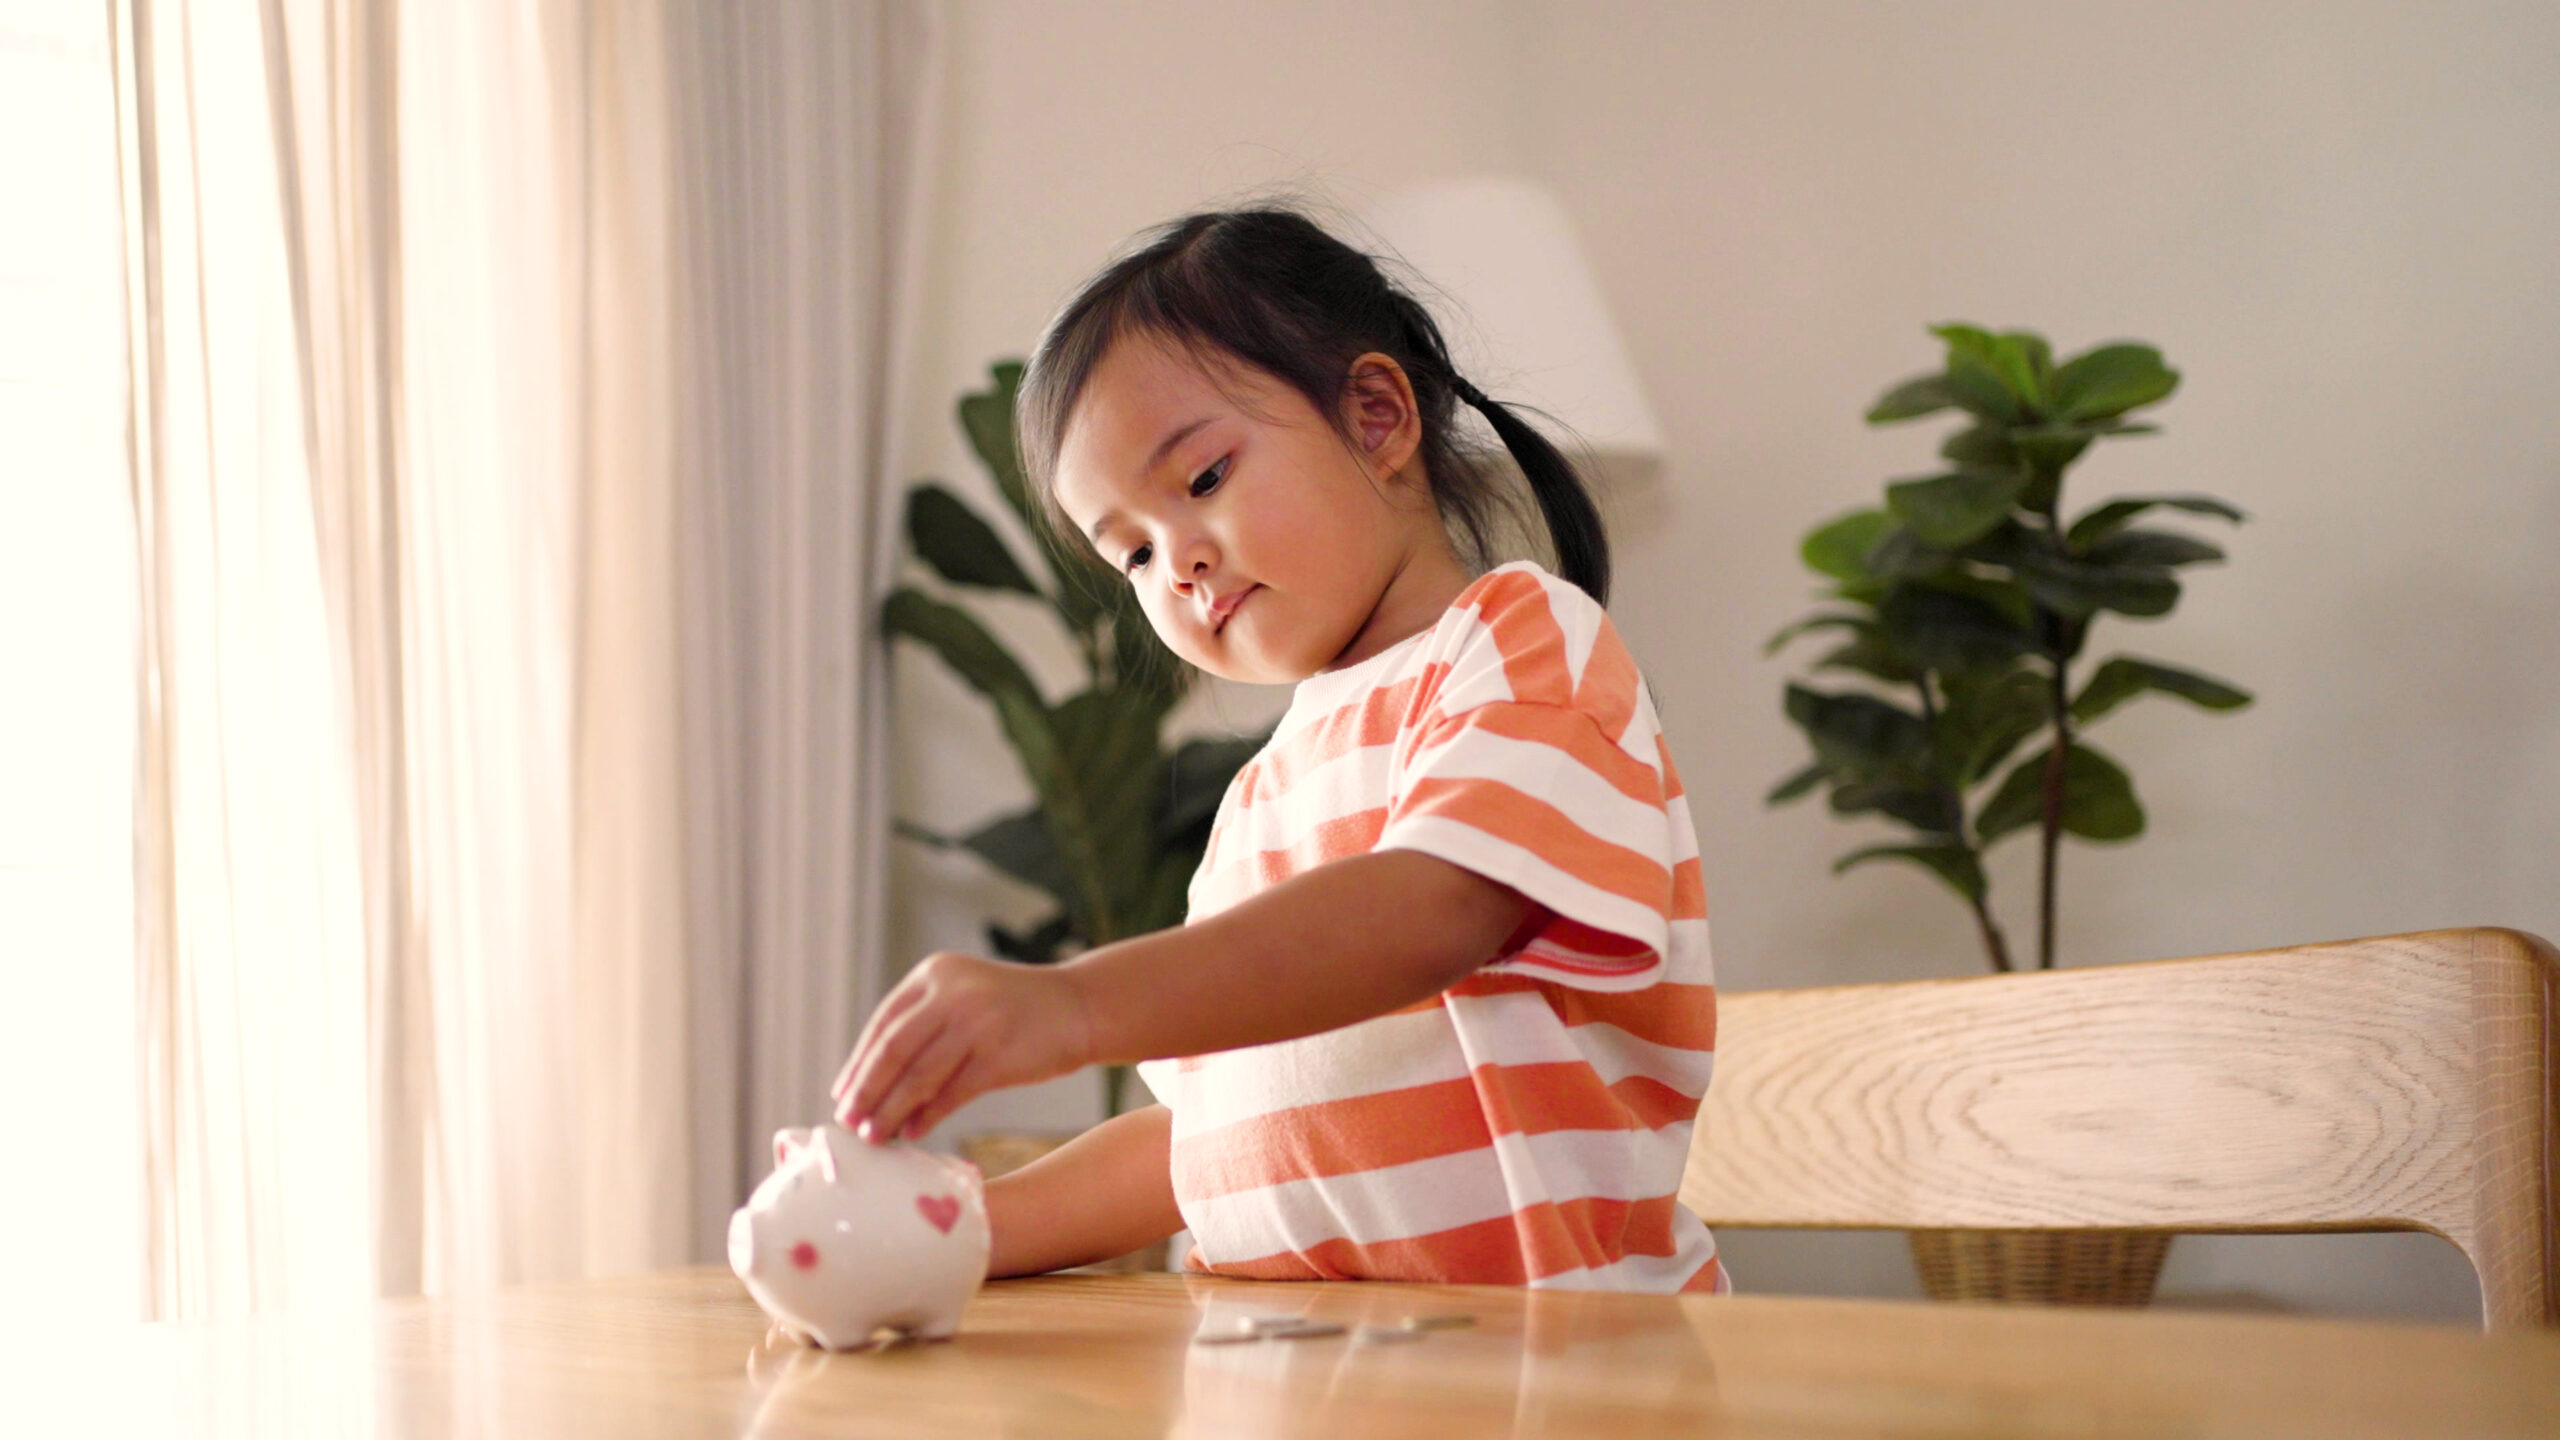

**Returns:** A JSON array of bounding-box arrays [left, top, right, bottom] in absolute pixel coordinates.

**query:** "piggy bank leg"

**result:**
[[909, 1304, 963, 1342]]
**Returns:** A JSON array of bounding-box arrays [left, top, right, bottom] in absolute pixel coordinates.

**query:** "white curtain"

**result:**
[[663, 0, 945, 1260], [118, 0, 940, 1318]]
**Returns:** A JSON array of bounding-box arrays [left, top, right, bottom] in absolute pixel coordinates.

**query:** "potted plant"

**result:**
[[883, 359, 1266, 1258], [1766, 323, 2252, 1303]]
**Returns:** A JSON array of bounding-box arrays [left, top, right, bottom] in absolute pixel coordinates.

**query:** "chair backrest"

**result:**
[[1680, 927, 2557, 1331]]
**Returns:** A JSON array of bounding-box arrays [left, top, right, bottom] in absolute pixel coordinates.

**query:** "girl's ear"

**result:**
[[1342, 352, 1423, 483]]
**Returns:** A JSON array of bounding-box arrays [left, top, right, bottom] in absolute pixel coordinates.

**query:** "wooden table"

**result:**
[[27, 1266, 2560, 1437]]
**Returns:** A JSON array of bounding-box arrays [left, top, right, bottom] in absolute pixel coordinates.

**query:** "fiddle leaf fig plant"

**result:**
[[1768, 324, 2251, 972], [887, 359, 1268, 1114]]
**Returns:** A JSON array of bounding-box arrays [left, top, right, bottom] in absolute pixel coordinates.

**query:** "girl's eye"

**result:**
[[1122, 458, 1228, 574]]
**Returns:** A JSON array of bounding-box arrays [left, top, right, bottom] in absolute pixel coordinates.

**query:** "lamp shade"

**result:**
[[1360, 177, 1663, 461]]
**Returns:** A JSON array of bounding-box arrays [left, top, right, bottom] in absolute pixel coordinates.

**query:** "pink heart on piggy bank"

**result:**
[[916, 1193, 961, 1235]]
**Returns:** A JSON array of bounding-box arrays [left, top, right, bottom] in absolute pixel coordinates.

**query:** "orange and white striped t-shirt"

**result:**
[[1135, 560, 1726, 1293]]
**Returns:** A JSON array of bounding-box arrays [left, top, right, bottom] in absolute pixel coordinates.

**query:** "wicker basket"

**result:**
[[959, 1131, 1172, 1273], [1907, 1229, 2173, 1306]]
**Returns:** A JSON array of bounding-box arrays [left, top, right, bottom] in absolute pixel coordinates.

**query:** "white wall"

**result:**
[[888, 0, 2558, 1324]]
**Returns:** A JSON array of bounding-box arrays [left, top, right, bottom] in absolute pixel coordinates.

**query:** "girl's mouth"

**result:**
[[1210, 585, 1258, 633]]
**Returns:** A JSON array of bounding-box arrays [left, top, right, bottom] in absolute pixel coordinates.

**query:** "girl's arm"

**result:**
[[983, 1103, 1183, 1278], [1070, 848, 1535, 1064], [835, 849, 1535, 1142]]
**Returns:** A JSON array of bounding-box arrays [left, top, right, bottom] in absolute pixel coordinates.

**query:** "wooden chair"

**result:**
[[1679, 926, 2558, 1331]]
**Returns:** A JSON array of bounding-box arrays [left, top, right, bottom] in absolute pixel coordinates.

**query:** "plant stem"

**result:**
[[1970, 892, 2016, 974], [1919, 671, 2012, 974], [2039, 649, 2070, 970]]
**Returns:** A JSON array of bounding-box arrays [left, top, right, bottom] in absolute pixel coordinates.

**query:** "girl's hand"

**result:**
[[830, 952, 1096, 1143]]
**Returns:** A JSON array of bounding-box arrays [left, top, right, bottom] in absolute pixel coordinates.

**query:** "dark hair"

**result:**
[[1015, 202, 1612, 605]]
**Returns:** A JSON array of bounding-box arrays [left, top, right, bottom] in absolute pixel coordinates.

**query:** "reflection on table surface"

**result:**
[[17, 1265, 2560, 1438]]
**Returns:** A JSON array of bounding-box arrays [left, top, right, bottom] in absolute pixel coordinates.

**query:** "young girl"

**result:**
[[833, 203, 1724, 1294]]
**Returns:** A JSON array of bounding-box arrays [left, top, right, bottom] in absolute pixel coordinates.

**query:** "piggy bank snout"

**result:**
[[729, 1206, 758, 1279]]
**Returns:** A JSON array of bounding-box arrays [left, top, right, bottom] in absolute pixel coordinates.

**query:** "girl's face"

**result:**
[[1051, 331, 1467, 685]]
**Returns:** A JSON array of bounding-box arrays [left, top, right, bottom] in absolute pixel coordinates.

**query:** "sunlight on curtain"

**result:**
[[122, 0, 688, 1314], [0, 0, 141, 1333], [114, 0, 941, 1319], [119, 0, 376, 1319]]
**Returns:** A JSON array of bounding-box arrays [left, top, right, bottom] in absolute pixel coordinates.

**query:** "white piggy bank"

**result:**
[[728, 1124, 991, 1349]]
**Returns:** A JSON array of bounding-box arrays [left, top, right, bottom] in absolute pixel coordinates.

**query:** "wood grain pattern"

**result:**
[[1680, 926, 2558, 1331], [28, 1267, 2560, 1438]]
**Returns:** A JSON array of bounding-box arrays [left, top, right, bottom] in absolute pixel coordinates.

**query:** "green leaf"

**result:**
[[1783, 684, 1934, 784], [958, 360, 1035, 529], [1764, 612, 1869, 657], [959, 358, 1115, 636], [1161, 731, 1269, 848], [1876, 585, 2039, 676], [1975, 742, 2146, 846], [1885, 469, 2029, 547], [1936, 667, 2052, 787], [1909, 565, 2035, 630], [1940, 422, 2020, 470], [1864, 525, 1961, 582], [2071, 657, 2254, 726], [2049, 342, 2179, 421], [1834, 841, 1988, 904], [1827, 780, 1962, 835], [2084, 528, 2225, 569], [1108, 590, 1189, 701], [1812, 629, 1922, 684], [1929, 323, 2039, 420], [985, 914, 1074, 967], [2016, 552, 2181, 619], [906, 484, 1041, 595], [1766, 761, 1828, 805], [1989, 330, 2051, 412], [1802, 509, 1896, 582], [882, 586, 1044, 710], [1940, 351, 2030, 423], [1866, 374, 1960, 423], [2004, 331, 2054, 391], [2066, 495, 2247, 551], [1131, 850, 1198, 937], [959, 811, 1075, 904], [1048, 687, 1174, 940], [2008, 423, 2098, 479]]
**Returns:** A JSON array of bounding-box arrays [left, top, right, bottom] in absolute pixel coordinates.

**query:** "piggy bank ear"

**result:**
[[773, 1127, 815, 1170], [812, 1125, 861, 1184]]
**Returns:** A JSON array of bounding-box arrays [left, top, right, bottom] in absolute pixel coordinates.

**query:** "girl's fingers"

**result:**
[[898, 1055, 994, 1142], [864, 1026, 973, 1144], [837, 1003, 947, 1133], [835, 977, 927, 1101]]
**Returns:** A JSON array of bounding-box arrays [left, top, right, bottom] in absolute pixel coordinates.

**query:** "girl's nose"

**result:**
[[1169, 534, 1217, 590]]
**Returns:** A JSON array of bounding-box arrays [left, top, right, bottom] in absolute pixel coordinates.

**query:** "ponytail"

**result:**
[[1445, 374, 1612, 605]]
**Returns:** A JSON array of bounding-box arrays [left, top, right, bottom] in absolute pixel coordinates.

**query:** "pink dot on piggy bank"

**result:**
[[789, 1241, 820, 1271]]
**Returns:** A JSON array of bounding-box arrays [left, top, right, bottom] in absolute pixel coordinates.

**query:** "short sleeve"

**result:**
[[1373, 569, 1678, 992]]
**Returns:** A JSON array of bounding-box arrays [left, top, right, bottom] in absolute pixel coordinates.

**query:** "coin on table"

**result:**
[[1398, 1313, 1476, 1331]]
